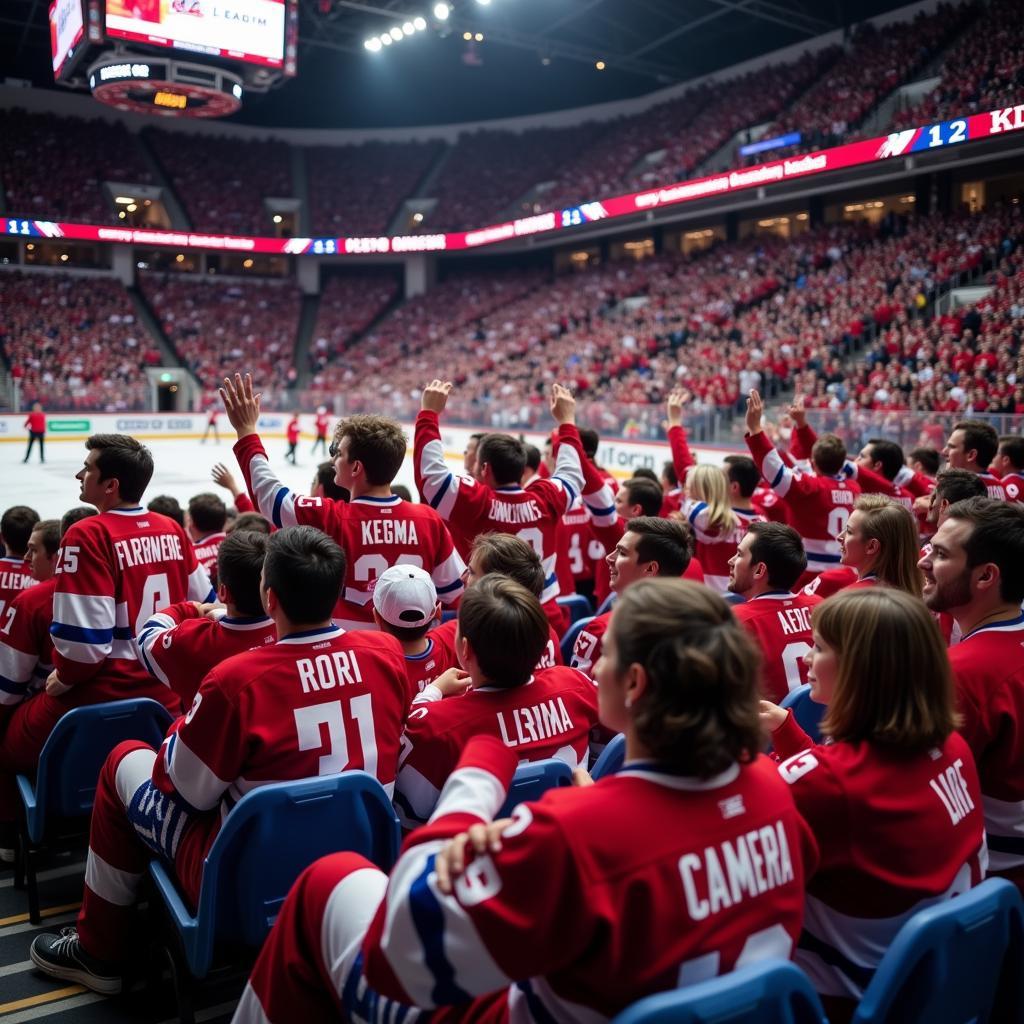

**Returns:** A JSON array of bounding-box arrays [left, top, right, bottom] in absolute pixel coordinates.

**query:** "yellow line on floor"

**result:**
[[0, 986, 86, 1016], [0, 902, 81, 928]]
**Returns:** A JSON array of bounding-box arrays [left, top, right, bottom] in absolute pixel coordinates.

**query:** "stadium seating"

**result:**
[[557, 593, 594, 625], [15, 698, 174, 923], [497, 757, 573, 817], [609, 959, 827, 1024], [560, 616, 595, 664], [148, 771, 400, 1021], [590, 733, 626, 781], [852, 877, 1024, 1023]]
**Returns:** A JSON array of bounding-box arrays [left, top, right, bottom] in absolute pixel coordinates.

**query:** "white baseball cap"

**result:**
[[373, 564, 438, 628]]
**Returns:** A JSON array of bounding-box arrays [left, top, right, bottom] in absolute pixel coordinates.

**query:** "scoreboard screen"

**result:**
[[104, 0, 289, 71], [49, 0, 85, 77]]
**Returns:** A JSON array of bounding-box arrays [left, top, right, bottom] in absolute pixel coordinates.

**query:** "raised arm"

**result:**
[[744, 391, 817, 502], [666, 388, 696, 483]]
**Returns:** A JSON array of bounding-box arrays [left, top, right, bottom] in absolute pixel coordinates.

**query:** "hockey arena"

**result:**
[[1, 0, 1023, 1020]]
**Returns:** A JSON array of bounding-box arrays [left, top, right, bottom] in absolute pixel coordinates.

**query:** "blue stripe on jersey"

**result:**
[[113, 626, 133, 640], [408, 854, 472, 1006], [585, 501, 614, 517], [136, 633, 161, 680], [988, 834, 1024, 855], [429, 473, 452, 511], [435, 578, 462, 595], [809, 552, 843, 564], [554, 476, 578, 504], [49, 622, 113, 645], [688, 501, 707, 526], [271, 486, 290, 528], [341, 952, 427, 1024], [544, 572, 557, 589], [797, 928, 875, 992], [769, 464, 786, 488], [0, 674, 27, 696], [516, 979, 561, 1024]]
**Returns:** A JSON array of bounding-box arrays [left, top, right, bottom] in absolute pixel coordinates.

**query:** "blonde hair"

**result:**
[[851, 494, 923, 597], [686, 464, 739, 534], [814, 588, 958, 750]]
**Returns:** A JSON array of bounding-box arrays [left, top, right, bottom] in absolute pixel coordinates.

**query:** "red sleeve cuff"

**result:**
[[772, 708, 817, 758]]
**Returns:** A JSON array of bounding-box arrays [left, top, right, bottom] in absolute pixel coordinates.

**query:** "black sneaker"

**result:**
[[30, 927, 122, 994]]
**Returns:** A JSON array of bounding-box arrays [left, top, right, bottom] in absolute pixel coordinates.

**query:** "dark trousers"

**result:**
[[23, 432, 44, 463]]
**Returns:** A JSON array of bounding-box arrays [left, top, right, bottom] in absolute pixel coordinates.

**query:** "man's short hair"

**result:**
[[909, 446, 940, 476], [621, 477, 664, 517], [316, 461, 350, 502], [626, 516, 693, 577], [391, 484, 412, 502], [188, 492, 227, 534], [723, 455, 760, 498], [0, 506, 40, 556], [334, 415, 407, 486], [934, 469, 987, 506], [458, 574, 549, 688], [147, 495, 184, 527], [746, 521, 807, 591], [227, 512, 272, 535], [946, 497, 1024, 604], [30, 519, 61, 557], [87, 434, 154, 503], [263, 526, 346, 624], [60, 506, 97, 537], [578, 427, 600, 460], [217, 531, 270, 617], [661, 460, 678, 488], [952, 420, 999, 469], [999, 435, 1024, 472], [811, 434, 847, 477], [865, 439, 905, 481], [630, 467, 659, 483], [524, 444, 542, 473], [471, 532, 545, 598], [477, 434, 527, 485]]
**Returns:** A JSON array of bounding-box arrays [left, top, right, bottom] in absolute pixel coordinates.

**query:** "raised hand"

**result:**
[[421, 379, 453, 414], [550, 382, 576, 425], [211, 462, 241, 497], [744, 389, 764, 436], [220, 373, 261, 438], [665, 387, 691, 427], [788, 393, 807, 429]]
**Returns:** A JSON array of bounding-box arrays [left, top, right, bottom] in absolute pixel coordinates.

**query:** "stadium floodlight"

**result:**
[[402, 21, 415, 34], [389, 26, 404, 40], [476, 0, 491, 5], [463, 30, 472, 40], [414, 15, 427, 29], [474, 32, 483, 41], [365, 37, 382, 51], [381, 32, 393, 44], [433, 3, 450, 20]]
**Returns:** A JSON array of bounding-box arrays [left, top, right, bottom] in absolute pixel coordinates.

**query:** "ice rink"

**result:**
[[4, 435, 424, 521]]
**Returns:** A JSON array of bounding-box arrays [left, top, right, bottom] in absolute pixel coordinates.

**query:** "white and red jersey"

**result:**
[[667, 423, 696, 486], [680, 500, 759, 593], [948, 614, 1024, 888], [999, 472, 1024, 505], [414, 412, 589, 603], [136, 601, 277, 705], [556, 500, 605, 588], [0, 576, 56, 707], [774, 718, 986, 1001], [401, 635, 460, 695], [570, 610, 611, 679], [314, 412, 330, 438], [349, 737, 816, 1022], [50, 507, 214, 710], [191, 532, 225, 583], [976, 470, 1007, 501], [0, 555, 35, 616], [153, 625, 413, 818], [233, 434, 465, 630], [430, 617, 562, 681], [286, 419, 300, 445], [393, 667, 599, 828], [802, 566, 859, 599], [746, 431, 860, 574], [733, 591, 821, 704]]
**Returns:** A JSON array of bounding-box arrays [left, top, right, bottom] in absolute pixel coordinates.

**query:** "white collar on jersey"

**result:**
[[617, 761, 741, 790], [963, 612, 1024, 639], [493, 485, 526, 494], [749, 591, 799, 602], [107, 506, 146, 516], [277, 625, 345, 645], [476, 676, 535, 693], [0, 555, 26, 565], [352, 495, 401, 506], [220, 615, 274, 632]]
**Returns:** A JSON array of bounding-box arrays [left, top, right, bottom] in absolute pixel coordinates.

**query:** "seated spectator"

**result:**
[[678, 464, 746, 594], [993, 434, 1024, 504], [186, 492, 228, 586], [147, 495, 184, 528], [0, 505, 39, 610]]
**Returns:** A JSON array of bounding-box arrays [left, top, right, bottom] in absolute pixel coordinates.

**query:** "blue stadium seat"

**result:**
[[149, 771, 400, 1023], [591, 733, 626, 781], [779, 684, 826, 745], [610, 959, 826, 1024], [15, 697, 173, 923], [557, 593, 594, 624], [440, 609, 458, 624], [498, 758, 573, 818], [852, 877, 1024, 1024], [595, 593, 616, 616], [561, 615, 595, 664]]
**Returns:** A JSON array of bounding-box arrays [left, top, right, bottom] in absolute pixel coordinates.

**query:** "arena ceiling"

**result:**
[[2, 0, 921, 129]]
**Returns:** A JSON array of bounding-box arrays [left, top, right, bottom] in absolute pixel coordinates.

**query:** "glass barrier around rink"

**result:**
[[803, 408, 1024, 453]]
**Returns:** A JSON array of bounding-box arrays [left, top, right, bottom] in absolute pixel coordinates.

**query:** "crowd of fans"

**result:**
[[139, 272, 301, 392], [0, 271, 162, 411]]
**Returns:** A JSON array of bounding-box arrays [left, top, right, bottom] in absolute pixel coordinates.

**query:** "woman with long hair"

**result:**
[[679, 463, 746, 593], [762, 587, 985, 1021], [234, 579, 817, 1024]]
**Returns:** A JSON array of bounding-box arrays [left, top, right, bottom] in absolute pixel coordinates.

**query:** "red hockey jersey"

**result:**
[[191, 532, 225, 584], [556, 500, 605, 588], [774, 720, 985, 1001], [233, 434, 465, 630], [802, 566, 860, 599], [746, 431, 860, 574], [357, 736, 816, 1021], [136, 601, 277, 705], [733, 591, 821, 703], [50, 507, 214, 709], [430, 617, 562, 680], [153, 625, 413, 820], [999, 472, 1024, 505], [680, 499, 759, 593], [570, 610, 611, 679], [948, 614, 1024, 887], [314, 412, 330, 438], [0, 555, 35, 618], [0, 576, 56, 708], [393, 667, 599, 828], [401, 635, 460, 696], [414, 412, 589, 603]]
